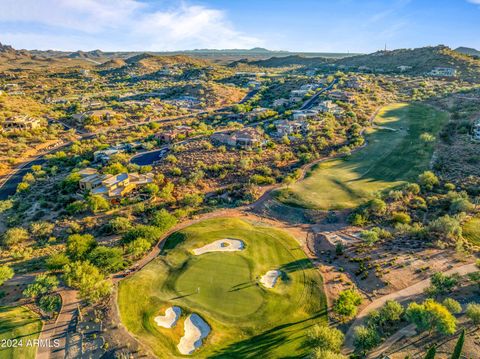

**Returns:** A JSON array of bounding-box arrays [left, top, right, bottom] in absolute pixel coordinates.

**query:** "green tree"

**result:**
[[66, 234, 97, 260], [307, 325, 344, 353], [39, 294, 60, 313], [466, 302, 480, 325], [418, 171, 439, 190], [86, 194, 111, 213], [126, 238, 152, 257], [406, 299, 456, 335], [2, 227, 29, 247], [87, 246, 124, 274], [368, 198, 387, 216], [427, 215, 462, 242], [30, 221, 55, 241], [0, 265, 14, 286], [151, 209, 177, 232], [122, 225, 163, 245], [143, 183, 159, 197], [63, 261, 112, 303], [46, 253, 70, 271], [23, 274, 59, 299], [107, 217, 132, 234], [333, 289, 362, 321], [425, 273, 459, 297], [312, 349, 347, 359], [442, 298, 462, 314], [353, 325, 380, 353]]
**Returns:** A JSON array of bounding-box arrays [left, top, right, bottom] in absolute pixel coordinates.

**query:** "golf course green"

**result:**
[[118, 217, 326, 358], [0, 306, 42, 359], [277, 103, 449, 210]]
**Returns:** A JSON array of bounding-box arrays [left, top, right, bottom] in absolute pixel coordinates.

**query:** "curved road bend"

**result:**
[[343, 262, 479, 353]]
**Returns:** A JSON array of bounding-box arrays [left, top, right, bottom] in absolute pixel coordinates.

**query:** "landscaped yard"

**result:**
[[0, 306, 42, 359], [118, 217, 326, 358], [277, 103, 449, 210], [463, 217, 480, 246]]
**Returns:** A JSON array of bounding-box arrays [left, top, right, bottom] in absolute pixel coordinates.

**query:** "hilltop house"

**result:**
[[72, 109, 113, 124], [273, 98, 289, 107], [292, 109, 319, 121], [314, 100, 343, 115], [78, 168, 154, 201], [428, 67, 457, 77], [155, 125, 193, 143], [274, 120, 308, 136], [93, 148, 123, 163], [1, 116, 42, 132], [211, 128, 265, 149], [328, 91, 356, 103]]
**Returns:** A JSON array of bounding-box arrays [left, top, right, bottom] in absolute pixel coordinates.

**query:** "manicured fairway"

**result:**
[[0, 306, 42, 359], [278, 103, 449, 210], [463, 217, 480, 246], [118, 217, 326, 358]]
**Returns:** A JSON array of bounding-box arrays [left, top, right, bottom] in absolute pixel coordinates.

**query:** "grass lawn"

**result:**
[[0, 306, 42, 359], [277, 103, 449, 210], [463, 217, 480, 246], [118, 217, 326, 358]]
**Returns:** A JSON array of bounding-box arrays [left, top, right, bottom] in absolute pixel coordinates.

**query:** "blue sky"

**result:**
[[0, 0, 479, 53]]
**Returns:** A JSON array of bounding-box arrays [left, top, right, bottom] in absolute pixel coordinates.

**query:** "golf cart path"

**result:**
[[343, 262, 478, 352]]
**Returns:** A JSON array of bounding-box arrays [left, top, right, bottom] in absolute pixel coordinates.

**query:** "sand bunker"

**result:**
[[177, 313, 211, 355], [192, 238, 244, 255], [154, 306, 182, 328], [260, 270, 282, 288]]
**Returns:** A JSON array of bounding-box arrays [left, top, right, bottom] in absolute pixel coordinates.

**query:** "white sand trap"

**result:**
[[192, 238, 244, 255], [154, 306, 182, 328], [260, 270, 282, 288], [177, 313, 211, 355]]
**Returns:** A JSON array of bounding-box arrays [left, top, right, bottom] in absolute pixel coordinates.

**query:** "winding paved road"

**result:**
[[343, 262, 479, 353]]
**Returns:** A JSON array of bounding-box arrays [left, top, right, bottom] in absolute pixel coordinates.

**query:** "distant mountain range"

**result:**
[[25, 47, 358, 61], [454, 46, 480, 57]]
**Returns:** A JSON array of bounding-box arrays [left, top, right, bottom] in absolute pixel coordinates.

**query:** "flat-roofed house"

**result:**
[[211, 128, 265, 149], [1, 116, 42, 131]]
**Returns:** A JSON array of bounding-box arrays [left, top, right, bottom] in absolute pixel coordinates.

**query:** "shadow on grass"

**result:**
[[279, 259, 313, 273], [228, 281, 257, 292], [161, 232, 187, 253], [208, 310, 326, 359]]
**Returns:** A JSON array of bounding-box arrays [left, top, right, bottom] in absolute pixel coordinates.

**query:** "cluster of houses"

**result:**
[[163, 96, 200, 109], [78, 168, 154, 202], [0, 115, 42, 132], [428, 67, 457, 77], [211, 128, 266, 149]]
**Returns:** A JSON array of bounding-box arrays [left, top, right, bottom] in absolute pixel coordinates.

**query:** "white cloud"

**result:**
[[0, 0, 263, 50], [468, 0, 480, 4]]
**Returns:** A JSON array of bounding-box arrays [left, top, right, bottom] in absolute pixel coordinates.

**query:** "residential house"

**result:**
[[211, 128, 265, 149], [314, 100, 343, 115], [292, 109, 319, 121], [274, 120, 308, 136], [155, 125, 193, 143], [273, 98, 289, 107], [93, 148, 123, 163], [397, 65, 412, 72], [1, 116, 42, 131], [290, 89, 308, 98], [428, 67, 457, 77], [78, 168, 154, 200]]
